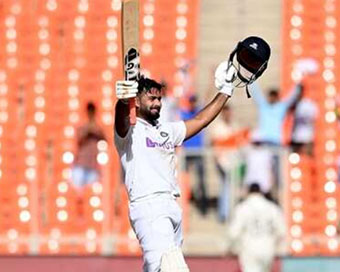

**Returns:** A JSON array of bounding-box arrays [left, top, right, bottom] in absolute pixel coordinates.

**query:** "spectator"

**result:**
[[228, 183, 286, 272], [249, 82, 302, 145], [180, 94, 207, 215], [290, 83, 318, 156], [72, 102, 105, 189], [210, 105, 244, 222], [244, 133, 273, 194]]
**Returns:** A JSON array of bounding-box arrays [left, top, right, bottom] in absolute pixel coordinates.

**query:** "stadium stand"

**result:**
[[0, 0, 197, 255], [282, 0, 340, 256]]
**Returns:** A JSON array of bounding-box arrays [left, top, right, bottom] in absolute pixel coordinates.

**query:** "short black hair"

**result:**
[[137, 75, 163, 93], [248, 183, 261, 194], [87, 102, 96, 113], [268, 88, 279, 96]]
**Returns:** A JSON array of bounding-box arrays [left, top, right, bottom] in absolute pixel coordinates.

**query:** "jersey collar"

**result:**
[[137, 117, 160, 128]]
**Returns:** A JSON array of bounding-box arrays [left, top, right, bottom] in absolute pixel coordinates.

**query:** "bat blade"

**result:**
[[122, 0, 140, 125]]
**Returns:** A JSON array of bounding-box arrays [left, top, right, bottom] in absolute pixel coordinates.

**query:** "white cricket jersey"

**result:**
[[229, 194, 285, 259], [114, 117, 186, 202], [244, 146, 273, 193]]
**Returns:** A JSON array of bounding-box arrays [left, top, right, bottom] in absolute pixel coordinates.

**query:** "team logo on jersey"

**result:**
[[146, 137, 174, 150], [160, 131, 169, 137]]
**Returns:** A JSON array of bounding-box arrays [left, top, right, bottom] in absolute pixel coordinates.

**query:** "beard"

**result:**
[[147, 108, 160, 120], [140, 105, 161, 122]]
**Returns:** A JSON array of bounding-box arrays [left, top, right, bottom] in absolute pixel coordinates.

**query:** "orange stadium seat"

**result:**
[[282, 0, 340, 256], [0, 0, 199, 256]]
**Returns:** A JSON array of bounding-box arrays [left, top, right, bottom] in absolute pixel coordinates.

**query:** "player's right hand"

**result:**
[[116, 80, 138, 100]]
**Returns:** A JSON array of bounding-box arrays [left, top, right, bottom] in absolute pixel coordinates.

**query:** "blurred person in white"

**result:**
[[72, 102, 106, 188], [210, 104, 243, 222], [290, 82, 318, 156], [244, 131, 273, 195], [290, 58, 319, 157], [228, 183, 286, 272]]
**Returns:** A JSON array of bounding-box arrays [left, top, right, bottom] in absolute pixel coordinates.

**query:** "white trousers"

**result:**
[[129, 194, 183, 272]]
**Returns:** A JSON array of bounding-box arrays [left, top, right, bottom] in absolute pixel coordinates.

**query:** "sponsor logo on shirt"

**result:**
[[146, 137, 174, 150]]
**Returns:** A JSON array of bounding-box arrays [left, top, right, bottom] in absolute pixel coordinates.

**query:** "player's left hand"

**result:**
[[116, 80, 138, 101], [215, 61, 236, 97]]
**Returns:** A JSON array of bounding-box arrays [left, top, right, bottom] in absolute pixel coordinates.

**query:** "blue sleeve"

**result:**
[[249, 82, 267, 107]]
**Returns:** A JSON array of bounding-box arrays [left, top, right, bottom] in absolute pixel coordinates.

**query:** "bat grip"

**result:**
[[129, 98, 136, 125]]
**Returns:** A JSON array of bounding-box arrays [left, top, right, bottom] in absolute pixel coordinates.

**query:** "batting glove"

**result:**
[[116, 80, 138, 102], [215, 61, 236, 97]]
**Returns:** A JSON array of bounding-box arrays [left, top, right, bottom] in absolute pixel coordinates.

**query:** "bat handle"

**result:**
[[129, 98, 136, 125]]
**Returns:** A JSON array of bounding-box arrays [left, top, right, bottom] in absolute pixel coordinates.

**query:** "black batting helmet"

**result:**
[[229, 36, 271, 97]]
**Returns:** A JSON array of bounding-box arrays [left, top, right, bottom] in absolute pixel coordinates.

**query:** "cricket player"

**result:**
[[228, 183, 286, 272], [114, 36, 271, 272]]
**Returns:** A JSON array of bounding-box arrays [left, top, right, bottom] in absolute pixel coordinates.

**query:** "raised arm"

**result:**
[[249, 81, 267, 106], [184, 62, 236, 140], [114, 81, 138, 137], [184, 93, 230, 140], [283, 83, 302, 109], [115, 100, 131, 137]]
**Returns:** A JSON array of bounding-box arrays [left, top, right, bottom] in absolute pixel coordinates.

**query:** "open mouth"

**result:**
[[151, 108, 160, 113]]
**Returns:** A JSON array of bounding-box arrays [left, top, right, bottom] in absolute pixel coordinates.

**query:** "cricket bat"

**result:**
[[121, 0, 140, 125]]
